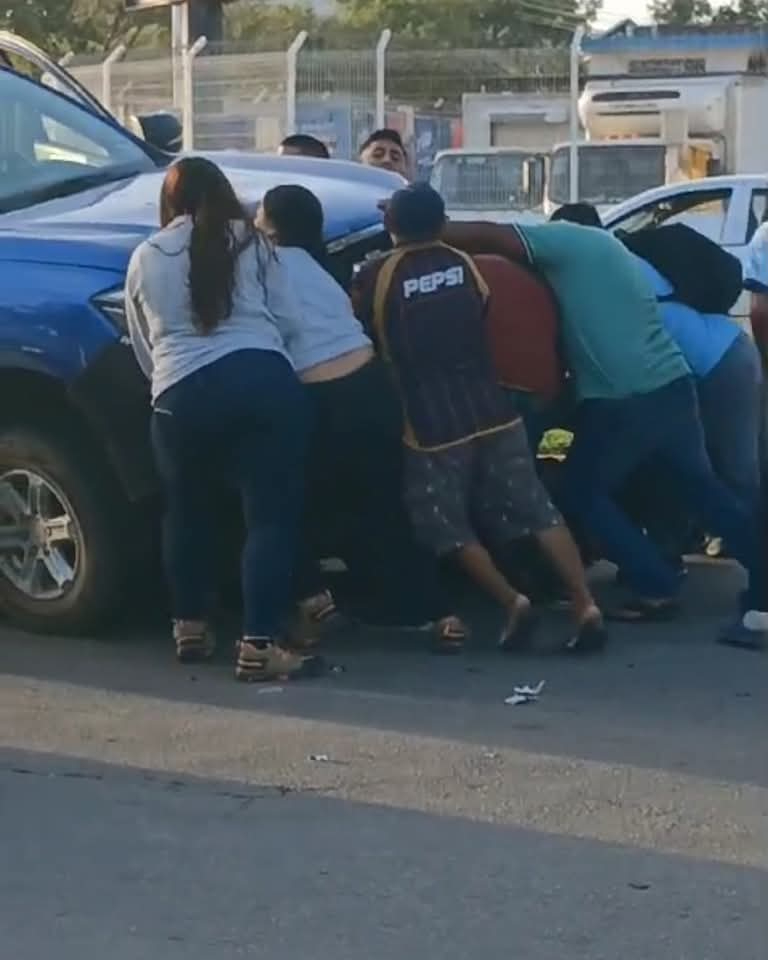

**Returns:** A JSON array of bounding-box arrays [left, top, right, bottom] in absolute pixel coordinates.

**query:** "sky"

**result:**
[[595, 1, 654, 28]]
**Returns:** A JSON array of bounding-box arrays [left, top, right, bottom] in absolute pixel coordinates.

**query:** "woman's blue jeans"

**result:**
[[151, 349, 308, 637]]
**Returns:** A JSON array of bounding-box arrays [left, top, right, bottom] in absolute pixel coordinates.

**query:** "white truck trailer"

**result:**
[[547, 73, 768, 216]]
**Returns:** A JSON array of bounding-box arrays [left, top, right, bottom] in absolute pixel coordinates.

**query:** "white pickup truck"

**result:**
[[602, 174, 768, 327]]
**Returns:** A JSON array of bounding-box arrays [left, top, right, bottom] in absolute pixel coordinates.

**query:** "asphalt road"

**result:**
[[1, 559, 766, 959]]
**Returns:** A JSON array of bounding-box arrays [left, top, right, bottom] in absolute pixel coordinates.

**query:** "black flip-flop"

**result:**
[[605, 598, 679, 623]]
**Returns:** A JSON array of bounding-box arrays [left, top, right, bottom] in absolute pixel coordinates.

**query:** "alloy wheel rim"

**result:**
[[0, 469, 79, 600]]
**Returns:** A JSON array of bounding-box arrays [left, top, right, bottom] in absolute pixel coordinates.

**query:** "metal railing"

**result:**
[[69, 33, 574, 163]]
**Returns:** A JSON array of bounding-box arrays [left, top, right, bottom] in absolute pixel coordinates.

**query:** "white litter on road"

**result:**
[[504, 681, 546, 706]]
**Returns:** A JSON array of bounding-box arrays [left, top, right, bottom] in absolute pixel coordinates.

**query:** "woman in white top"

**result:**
[[125, 158, 318, 681], [259, 185, 467, 653]]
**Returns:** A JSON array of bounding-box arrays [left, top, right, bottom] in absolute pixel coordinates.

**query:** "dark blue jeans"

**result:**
[[698, 331, 763, 511], [151, 349, 308, 637], [559, 376, 765, 609]]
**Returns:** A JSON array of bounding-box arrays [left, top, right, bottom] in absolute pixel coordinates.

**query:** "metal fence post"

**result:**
[[569, 26, 584, 203], [182, 36, 208, 151], [375, 28, 392, 129], [171, 0, 189, 110], [101, 44, 126, 113], [285, 30, 308, 135]]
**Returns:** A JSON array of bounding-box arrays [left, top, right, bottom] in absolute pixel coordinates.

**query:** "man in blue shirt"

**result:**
[[632, 254, 762, 514], [549, 203, 764, 648]]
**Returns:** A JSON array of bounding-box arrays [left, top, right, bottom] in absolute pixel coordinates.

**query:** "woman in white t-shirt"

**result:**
[[259, 185, 466, 653]]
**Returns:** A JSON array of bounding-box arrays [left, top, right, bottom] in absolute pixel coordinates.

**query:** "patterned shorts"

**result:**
[[404, 420, 562, 556]]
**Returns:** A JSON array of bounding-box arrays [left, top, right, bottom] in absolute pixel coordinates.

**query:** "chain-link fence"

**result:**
[[69, 34, 573, 164]]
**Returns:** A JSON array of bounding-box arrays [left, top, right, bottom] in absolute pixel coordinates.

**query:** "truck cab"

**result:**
[[429, 147, 546, 223]]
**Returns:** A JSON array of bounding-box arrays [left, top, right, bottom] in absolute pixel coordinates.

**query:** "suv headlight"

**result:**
[[92, 286, 128, 336]]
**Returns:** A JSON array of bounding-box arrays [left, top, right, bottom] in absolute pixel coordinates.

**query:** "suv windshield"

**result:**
[[431, 152, 528, 210], [0, 67, 156, 214], [550, 144, 665, 206]]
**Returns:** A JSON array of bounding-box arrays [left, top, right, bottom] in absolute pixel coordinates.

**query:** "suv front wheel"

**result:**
[[0, 425, 124, 634]]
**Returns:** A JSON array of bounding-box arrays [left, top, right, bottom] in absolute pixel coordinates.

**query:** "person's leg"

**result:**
[[455, 542, 530, 619], [698, 332, 763, 511], [559, 388, 686, 607], [150, 379, 219, 662], [474, 422, 605, 652], [656, 378, 766, 617], [210, 352, 315, 680], [405, 441, 533, 648], [289, 383, 345, 648], [324, 362, 466, 645]]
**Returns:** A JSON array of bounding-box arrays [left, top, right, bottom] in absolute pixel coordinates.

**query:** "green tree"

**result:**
[[649, 0, 768, 24], [647, 0, 713, 24], [337, 0, 597, 46], [225, 0, 324, 47], [0, 0, 165, 56]]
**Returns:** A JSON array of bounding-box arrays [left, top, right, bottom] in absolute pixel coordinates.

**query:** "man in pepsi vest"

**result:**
[[353, 185, 606, 654]]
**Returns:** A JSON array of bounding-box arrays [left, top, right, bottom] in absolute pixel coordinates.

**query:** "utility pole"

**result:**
[[189, 0, 223, 47]]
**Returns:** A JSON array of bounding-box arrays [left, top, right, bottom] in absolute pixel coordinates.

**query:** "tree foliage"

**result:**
[[0, 0, 166, 55], [648, 0, 768, 25], [338, 0, 598, 46], [1, 0, 599, 58]]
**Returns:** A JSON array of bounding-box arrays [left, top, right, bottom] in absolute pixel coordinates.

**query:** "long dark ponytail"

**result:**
[[261, 184, 330, 273], [160, 157, 266, 334]]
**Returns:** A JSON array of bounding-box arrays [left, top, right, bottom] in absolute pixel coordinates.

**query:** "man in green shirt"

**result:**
[[442, 219, 765, 635], [514, 221, 690, 402]]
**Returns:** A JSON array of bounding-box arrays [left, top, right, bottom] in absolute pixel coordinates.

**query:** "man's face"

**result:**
[[360, 139, 408, 178]]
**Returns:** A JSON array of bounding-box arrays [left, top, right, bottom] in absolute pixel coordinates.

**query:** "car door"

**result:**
[[605, 183, 754, 327], [606, 185, 735, 244], [0, 30, 109, 120]]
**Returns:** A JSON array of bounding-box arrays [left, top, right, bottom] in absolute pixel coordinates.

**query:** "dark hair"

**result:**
[[160, 157, 264, 335], [262, 184, 329, 270], [549, 202, 603, 228], [359, 128, 406, 156], [387, 184, 445, 243], [279, 134, 330, 159]]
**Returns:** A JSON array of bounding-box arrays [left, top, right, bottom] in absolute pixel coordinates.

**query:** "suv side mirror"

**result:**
[[523, 155, 545, 208], [134, 111, 183, 154]]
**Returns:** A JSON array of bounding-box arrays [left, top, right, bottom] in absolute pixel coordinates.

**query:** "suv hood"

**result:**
[[0, 155, 403, 272]]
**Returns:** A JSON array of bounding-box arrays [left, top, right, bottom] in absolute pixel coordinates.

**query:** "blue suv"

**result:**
[[0, 55, 399, 634]]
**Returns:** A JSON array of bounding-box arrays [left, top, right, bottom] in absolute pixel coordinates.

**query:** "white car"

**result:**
[[602, 174, 768, 327]]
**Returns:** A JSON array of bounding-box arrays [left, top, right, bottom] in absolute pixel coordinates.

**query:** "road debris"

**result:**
[[504, 681, 546, 706], [309, 754, 330, 762]]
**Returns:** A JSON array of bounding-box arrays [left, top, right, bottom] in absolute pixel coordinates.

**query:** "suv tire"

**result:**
[[0, 425, 124, 634]]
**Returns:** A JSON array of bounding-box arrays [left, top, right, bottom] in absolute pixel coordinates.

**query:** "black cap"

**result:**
[[388, 184, 445, 240]]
